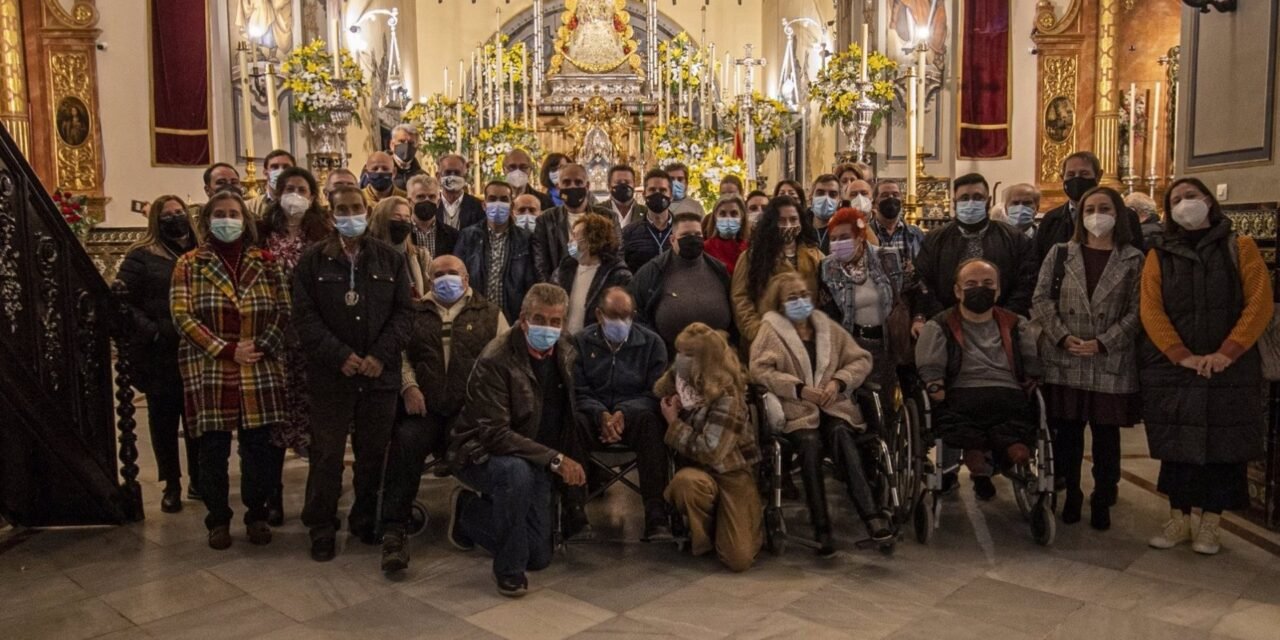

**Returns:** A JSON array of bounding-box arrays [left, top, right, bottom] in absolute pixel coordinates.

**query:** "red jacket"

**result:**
[[705, 236, 746, 276]]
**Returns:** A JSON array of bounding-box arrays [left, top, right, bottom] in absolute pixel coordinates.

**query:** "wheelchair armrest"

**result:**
[[859, 381, 882, 393]]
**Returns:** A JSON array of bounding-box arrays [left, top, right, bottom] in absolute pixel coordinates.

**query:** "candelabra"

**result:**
[[1145, 172, 1162, 198], [1121, 174, 1139, 196], [845, 79, 878, 163], [306, 79, 358, 184]]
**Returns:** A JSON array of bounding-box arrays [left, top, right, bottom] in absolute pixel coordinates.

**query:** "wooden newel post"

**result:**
[[109, 279, 145, 521]]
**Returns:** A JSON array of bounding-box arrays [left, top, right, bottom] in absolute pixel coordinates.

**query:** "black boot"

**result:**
[[381, 526, 409, 574], [1090, 487, 1114, 531], [161, 482, 183, 514], [267, 485, 284, 527], [1062, 488, 1083, 525]]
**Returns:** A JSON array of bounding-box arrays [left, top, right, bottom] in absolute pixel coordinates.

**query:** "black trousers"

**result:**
[[146, 380, 199, 485], [1050, 418, 1120, 498], [786, 414, 880, 535], [934, 387, 1036, 458], [301, 388, 397, 538], [197, 426, 273, 530], [382, 406, 453, 529], [575, 408, 670, 514]]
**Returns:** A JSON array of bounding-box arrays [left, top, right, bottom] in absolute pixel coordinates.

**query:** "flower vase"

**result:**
[[305, 120, 347, 184]]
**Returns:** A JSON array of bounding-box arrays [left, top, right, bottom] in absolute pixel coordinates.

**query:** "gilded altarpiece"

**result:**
[[1032, 0, 1102, 208]]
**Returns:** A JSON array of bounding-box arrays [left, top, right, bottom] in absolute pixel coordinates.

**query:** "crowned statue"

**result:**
[[549, 0, 644, 78]]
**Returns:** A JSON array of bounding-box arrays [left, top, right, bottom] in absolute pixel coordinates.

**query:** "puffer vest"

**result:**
[[408, 295, 502, 418]]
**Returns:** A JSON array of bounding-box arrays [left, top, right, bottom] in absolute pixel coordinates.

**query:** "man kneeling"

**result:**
[[447, 283, 587, 597], [915, 259, 1041, 501]]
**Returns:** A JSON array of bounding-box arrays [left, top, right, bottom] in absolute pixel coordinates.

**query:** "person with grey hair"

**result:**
[[1004, 183, 1042, 238], [1124, 191, 1163, 246], [388, 124, 425, 190], [447, 282, 587, 597]]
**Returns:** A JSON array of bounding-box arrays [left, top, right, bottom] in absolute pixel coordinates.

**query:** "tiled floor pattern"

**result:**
[[2, 411, 1278, 639]]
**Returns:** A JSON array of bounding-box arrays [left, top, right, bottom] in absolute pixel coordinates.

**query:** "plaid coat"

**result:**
[[1031, 242, 1143, 394], [171, 244, 291, 437]]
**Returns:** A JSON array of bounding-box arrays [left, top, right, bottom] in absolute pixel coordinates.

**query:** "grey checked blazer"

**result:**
[[1031, 242, 1144, 394]]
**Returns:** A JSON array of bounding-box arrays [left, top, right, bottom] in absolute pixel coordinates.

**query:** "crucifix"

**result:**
[[734, 44, 766, 182]]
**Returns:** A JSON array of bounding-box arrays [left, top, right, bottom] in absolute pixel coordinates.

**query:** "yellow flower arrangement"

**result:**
[[472, 121, 540, 180], [403, 94, 478, 159], [717, 92, 797, 156], [481, 35, 529, 88], [657, 32, 710, 91], [650, 116, 712, 168], [280, 39, 367, 125], [688, 145, 748, 212], [810, 43, 898, 128]]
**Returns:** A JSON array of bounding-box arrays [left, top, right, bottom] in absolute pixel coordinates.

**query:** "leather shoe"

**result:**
[[494, 573, 528, 598], [381, 528, 409, 574], [1062, 489, 1083, 524], [972, 476, 997, 501], [1089, 493, 1111, 531], [186, 485, 203, 501], [267, 487, 284, 527], [246, 521, 272, 545], [208, 525, 231, 550], [310, 536, 336, 562], [160, 484, 183, 514]]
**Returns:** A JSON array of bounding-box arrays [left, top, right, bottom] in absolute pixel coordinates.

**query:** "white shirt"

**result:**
[[442, 193, 464, 228], [565, 263, 600, 335]]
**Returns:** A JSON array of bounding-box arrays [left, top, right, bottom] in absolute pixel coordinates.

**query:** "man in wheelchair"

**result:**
[[915, 259, 1042, 500]]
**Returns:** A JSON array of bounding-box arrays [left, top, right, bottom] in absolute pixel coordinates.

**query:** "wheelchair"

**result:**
[[899, 380, 1057, 546], [750, 382, 903, 557]]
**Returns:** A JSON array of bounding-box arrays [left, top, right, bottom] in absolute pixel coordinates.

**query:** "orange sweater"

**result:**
[[1140, 236, 1274, 363]]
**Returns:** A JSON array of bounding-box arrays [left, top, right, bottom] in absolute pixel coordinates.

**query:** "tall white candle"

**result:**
[[444, 67, 449, 97], [722, 52, 730, 97], [458, 60, 464, 99], [495, 9, 504, 124], [917, 53, 927, 151], [1149, 82, 1162, 174], [522, 46, 529, 126], [264, 62, 281, 150], [455, 99, 463, 154], [734, 65, 741, 97], [860, 23, 869, 83], [1127, 83, 1137, 175], [237, 46, 256, 160]]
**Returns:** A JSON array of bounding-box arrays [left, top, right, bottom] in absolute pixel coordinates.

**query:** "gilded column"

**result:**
[[1093, 0, 1120, 183], [0, 0, 30, 156]]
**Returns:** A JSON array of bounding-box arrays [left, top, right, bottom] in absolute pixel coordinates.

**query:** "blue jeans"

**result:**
[[455, 456, 553, 579]]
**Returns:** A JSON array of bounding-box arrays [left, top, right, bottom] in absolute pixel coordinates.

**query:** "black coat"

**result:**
[[911, 219, 1037, 318], [292, 236, 414, 392], [1140, 221, 1264, 465], [621, 219, 674, 274], [556, 255, 633, 324], [572, 321, 667, 424], [1034, 202, 1146, 266], [531, 205, 618, 282], [116, 244, 185, 392], [442, 193, 486, 230], [431, 221, 460, 258], [519, 186, 556, 211], [453, 223, 537, 324]]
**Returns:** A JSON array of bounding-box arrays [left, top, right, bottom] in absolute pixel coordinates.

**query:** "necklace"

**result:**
[[844, 249, 868, 284]]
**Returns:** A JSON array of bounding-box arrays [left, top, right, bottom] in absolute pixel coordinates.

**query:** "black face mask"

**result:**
[[961, 286, 997, 314], [562, 187, 589, 209], [388, 219, 414, 244], [394, 143, 416, 165], [414, 200, 438, 222], [159, 215, 191, 240], [676, 235, 704, 260], [645, 192, 671, 213], [362, 171, 394, 192], [878, 197, 902, 220], [1063, 176, 1098, 203], [610, 183, 634, 203]]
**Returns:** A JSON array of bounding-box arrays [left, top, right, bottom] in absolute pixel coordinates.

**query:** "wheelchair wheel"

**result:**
[[1011, 463, 1033, 520], [912, 493, 933, 544], [892, 401, 925, 526], [764, 506, 787, 555], [1031, 495, 1056, 546], [406, 501, 429, 538]]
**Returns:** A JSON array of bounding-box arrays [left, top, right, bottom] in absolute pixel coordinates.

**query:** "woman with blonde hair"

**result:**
[[116, 194, 199, 513], [171, 191, 290, 550], [370, 195, 431, 299], [750, 271, 885, 555], [657, 323, 761, 572]]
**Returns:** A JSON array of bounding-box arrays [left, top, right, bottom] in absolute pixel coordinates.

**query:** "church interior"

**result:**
[[3, 0, 1280, 638]]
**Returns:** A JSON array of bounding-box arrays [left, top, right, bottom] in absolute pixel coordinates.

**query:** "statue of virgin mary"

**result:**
[[550, 0, 643, 77]]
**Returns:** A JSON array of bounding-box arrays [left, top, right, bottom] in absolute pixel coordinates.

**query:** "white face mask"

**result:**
[[849, 194, 872, 214], [280, 192, 311, 217], [1083, 213, 1115, 237], [505, 169, 529, 189], [1171, 198, 1210, 230]]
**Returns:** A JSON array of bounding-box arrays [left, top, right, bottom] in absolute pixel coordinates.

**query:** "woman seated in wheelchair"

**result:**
[[657, 323, 763, 573], [749, 271, 890, 556], [914, 258, 1042, 501]]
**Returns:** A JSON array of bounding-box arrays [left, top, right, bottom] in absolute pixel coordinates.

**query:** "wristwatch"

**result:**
[[549, 453, 565, 472]]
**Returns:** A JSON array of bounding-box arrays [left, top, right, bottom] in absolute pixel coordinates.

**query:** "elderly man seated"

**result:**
[[379, 254, 508, 575], [915, 258, 1041, 501], [572, 287, 671, 541]]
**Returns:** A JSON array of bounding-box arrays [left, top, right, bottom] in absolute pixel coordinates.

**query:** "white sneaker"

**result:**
[[1192, 513, 1222, 555], [1148, 510, 1191, 549]]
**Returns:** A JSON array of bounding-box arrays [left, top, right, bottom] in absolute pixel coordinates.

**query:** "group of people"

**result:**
[[116, 130, 1273, 597]]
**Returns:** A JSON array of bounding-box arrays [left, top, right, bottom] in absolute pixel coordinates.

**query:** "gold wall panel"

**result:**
[[1040, 56, 1078, 184], [0, 0, 29, 156], [49, 51, 98, 191]]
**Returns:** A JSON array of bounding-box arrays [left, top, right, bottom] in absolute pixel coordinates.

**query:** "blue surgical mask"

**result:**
[[672, 180, 687, 201], [1007, 204, 1036, 228], [601, 318, 632, 344], [784, 297, 814, 322], [955, 200, 988, 225], [432, 274, 465, 303], [811, 195, 837, 220], [485, 201, 511, 225], [567, 240, 581, 260], [515, 213, 538, 232], [209, 218, 244, 243], [716, 217, 741, 237], [335, 213, 368, 238], [267, 168, 284, 194], [525, 324, 561, 351]]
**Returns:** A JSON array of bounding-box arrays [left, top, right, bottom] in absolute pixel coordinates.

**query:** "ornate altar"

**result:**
[[543, 0, 647, 110], [563, 96, 633, 195]]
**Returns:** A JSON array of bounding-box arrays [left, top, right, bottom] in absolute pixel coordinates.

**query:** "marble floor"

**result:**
[[3, 410, 1280, 640]]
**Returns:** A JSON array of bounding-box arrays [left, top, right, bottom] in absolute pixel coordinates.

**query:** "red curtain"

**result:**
[[958, 0, 1010, 159], [150, 1, 210, 166]]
